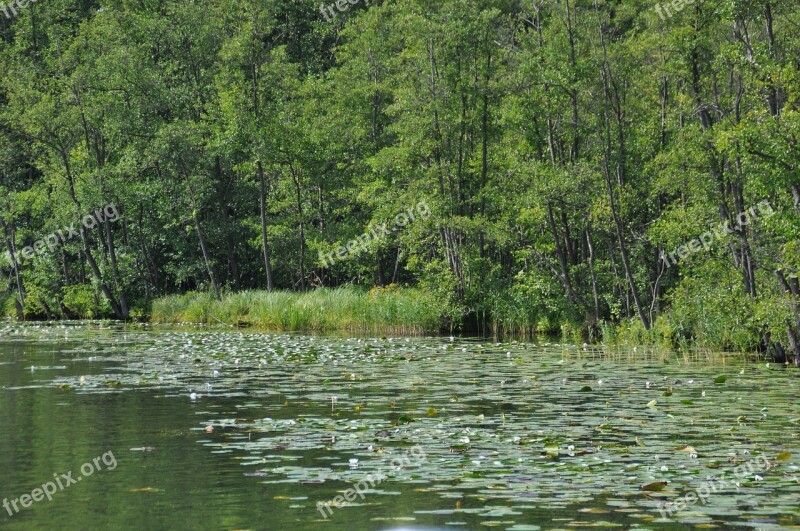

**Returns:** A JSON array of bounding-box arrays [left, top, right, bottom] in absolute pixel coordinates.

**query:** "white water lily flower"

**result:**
[[349, 458, 359, 466]]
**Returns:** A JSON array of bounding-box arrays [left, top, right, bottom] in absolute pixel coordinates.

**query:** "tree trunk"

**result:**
[[0, 217, 25, 318], [61, 153, 125, 318], [595, 6, 651, 331], [103, 210, 129, 319], [585, 227, 601, 324], [215, 156, 240, 291], [289, 165, 306, 291], [775, 270, 800, 366], [194, 212, 221, 301], [258, 161, 274, 290]]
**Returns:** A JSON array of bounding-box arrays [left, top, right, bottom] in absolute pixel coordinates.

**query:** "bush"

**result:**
[[61, 284, 108, 319]]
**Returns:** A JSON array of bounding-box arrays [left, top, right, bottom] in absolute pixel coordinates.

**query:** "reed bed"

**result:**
[[150, 286, 444, 335]]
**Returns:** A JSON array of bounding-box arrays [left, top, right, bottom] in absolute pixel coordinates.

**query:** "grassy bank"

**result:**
[[150, 286, 445, 334]]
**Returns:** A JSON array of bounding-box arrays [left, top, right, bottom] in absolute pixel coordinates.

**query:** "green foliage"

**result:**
[[0, 0, 797, 358], [0, 292, 15, 318], [61, 284, 109, 320]]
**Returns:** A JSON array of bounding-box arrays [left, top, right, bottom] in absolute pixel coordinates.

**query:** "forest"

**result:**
[[0, 0, 798, 361]]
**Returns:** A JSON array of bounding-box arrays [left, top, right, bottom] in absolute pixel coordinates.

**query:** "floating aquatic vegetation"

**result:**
[[3, 323, 799, 528]]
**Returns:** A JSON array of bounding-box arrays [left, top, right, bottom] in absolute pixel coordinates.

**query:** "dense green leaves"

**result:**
[[0, 0, 798, 357]]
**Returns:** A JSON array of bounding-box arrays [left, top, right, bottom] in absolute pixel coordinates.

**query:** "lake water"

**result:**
[[1, 322, 798, 530]]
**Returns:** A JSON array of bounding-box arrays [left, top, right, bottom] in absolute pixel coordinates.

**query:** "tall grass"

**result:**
[[150, 286, 444, 334]]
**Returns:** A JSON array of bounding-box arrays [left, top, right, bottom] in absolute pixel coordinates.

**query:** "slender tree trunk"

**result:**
[[775, 270, 800, 366], [593, 0, 650, 330], [598, 72, 650, 330], [376, 249, 386, 287], [137, 205, 159, 288], [547, 203, 585, 312], [79, 226, 124, 317], [604, 171, 650, 330], [391, 249, 402, 284], [103, 213, 129, 319], [0, 218, 25, 318], [258, 161, 274, 290], [289, 165, 306, 291], [764, 2, 780, 117], [60, 153, 124, 318], [194, 212, 221, 301], [585, 227, 600, 324], [215, 156, 240, 291]]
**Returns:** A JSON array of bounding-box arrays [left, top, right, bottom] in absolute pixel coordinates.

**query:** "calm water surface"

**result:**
[[1, 322, 798, 530]]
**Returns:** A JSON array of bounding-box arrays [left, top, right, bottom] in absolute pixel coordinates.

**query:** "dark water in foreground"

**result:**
[[0, 322, 798, 530]]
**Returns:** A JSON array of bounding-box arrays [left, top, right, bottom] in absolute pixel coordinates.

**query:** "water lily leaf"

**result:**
[[776, 451, 792, 461], [672, 445, 697, 453], [641, 481, 668, 492], [714, 375, 727, 384]]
